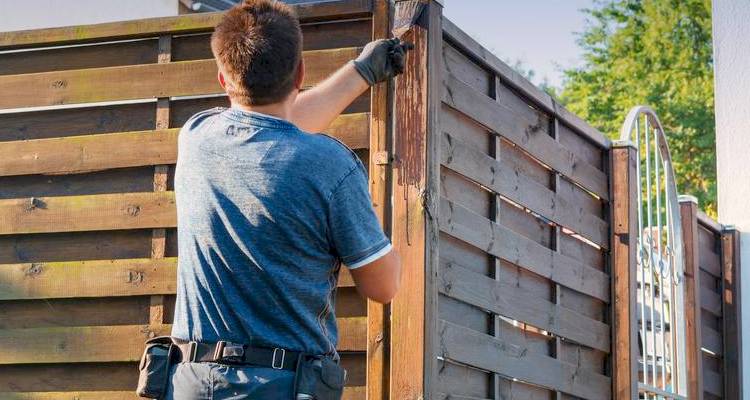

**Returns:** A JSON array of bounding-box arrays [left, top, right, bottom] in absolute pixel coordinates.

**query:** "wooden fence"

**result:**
[[0, 0, 742, 399], [0, 1, 378, 399], [680, 197, 742, 400]]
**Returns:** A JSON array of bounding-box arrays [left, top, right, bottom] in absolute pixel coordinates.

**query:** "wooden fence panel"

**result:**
[[433, 17, 613, 400], [0, 3, 375, 398], [678, 200, 743, 400]]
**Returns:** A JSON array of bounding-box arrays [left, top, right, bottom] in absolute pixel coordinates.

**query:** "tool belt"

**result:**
[[172, 338, 298, 370], [136, 336, 346, 400]]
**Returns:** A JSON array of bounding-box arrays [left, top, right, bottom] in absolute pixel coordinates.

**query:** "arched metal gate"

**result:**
[[620, 106, 688, 399]]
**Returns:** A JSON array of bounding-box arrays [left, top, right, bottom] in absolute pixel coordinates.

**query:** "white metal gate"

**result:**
[[620, 106, 688, 399]]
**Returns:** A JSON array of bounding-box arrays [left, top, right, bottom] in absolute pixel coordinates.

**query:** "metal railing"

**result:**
[[620, 106, 687, 399]]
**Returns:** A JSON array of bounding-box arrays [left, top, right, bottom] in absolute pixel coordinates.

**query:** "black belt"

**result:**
[[172, 339, 300, 371]]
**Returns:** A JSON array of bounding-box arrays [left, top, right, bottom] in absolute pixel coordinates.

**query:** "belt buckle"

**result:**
[[272, 348, 286, 370], [188, 341, 198, 362]]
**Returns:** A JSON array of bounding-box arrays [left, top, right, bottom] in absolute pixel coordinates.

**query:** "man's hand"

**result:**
[[352, 38, 414, 86]]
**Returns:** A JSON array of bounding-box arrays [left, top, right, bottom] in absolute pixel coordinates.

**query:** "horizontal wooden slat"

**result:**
[[0, 258, 176, 300], [702, 365, 723, 397], [441, 131, 608, 248], [0, 0, 372, 50], [442, 74, 609, 200], [701, 326, 723, 356], [700, 285, 722, 317], [440, 197, 610, 302], [0, 48, 357, 109], [0, 192, 176, 235], [0, 318, 365, 364], [0, 257, 355, 300], [0, 387, 366, 400], [440, 261, 609, 352], [441, 18, 610, 149], [439, 320, 610, 399], [0, 112, 369, 177]]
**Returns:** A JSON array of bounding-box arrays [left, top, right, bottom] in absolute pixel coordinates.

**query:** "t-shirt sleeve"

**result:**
[[328, 162, 391, 269]]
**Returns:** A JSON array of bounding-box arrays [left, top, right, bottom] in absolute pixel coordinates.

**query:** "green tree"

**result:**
[[560, 0, 716, 215]]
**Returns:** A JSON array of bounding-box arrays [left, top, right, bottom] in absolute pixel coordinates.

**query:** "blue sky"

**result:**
[[443, 0, 595, 88]]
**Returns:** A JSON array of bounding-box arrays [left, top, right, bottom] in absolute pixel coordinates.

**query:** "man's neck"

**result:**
[[230, 100, 292, 121]]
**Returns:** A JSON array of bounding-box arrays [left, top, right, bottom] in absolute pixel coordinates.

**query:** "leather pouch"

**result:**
[[295, 356, 347, 400], [136, 336, 174, 399]]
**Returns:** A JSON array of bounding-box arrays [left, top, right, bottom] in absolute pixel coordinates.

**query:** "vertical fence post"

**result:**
[[679, 195, 703, 399], [389, 0, 442, 399], [721, 226, 742, 399], [611, 140, 639, 400], [367, 1, 392, 399]]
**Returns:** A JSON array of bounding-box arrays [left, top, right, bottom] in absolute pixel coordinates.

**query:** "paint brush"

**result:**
[[392, 0, 427, 38]]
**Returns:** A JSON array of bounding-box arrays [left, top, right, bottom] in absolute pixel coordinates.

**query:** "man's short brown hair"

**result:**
[[211, 0, 302, 106]]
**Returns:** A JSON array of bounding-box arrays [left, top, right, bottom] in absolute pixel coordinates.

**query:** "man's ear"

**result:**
[[217, 70, 227, 90], [294, 59, 305, 90]]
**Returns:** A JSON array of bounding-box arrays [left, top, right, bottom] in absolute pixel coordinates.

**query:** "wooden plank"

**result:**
[[0, 317, 366, 364], [390, 1, 442, 399], [0, 0, 373, 50], [0, 257, 356, 301], [0, 387, 367, 400], [0, 48, 357, 109], [441, 18, 610, 149], [721, 228, 742, 399], [0, 191, 176, 235], [610, 143, 639, 399], [701, 285, 722, 316], [0, 129, 178, 176], [0, 39, 158, 76], [441, 131, 609, 248], [703, 367, 723, 398], [679, 198, 704, 400], [0, 112, 370, 177], [439, 261, 610, 352], [439, 196, 609, 302], [438, 320, 611, 400], [702, 326, 723, 356], [442, 74, 609, 200], [0, 258, 176, 300], [367, 2, 390, 400]]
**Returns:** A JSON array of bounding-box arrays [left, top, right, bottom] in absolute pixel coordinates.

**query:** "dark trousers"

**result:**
[[164, 361, 295, 399]]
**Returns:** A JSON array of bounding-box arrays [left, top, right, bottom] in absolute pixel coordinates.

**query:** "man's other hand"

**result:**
[[352, 38, 414, 86]]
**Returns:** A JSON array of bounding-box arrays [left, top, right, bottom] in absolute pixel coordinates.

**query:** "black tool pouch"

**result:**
[[295, 356, 347, 400], [136, 336, 175, 399]]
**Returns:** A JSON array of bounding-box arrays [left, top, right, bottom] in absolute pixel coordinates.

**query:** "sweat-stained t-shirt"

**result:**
[[171, 107, 391, 357]]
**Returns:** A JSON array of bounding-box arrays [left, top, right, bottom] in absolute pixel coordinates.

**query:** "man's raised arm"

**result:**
[[290, 38, 411, 133]]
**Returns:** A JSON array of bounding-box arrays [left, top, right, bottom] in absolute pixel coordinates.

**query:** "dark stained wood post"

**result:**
[[389, 0, 442, 399], [721, 226, 742, 399], [610, 140, 639, 400], [367, 1, 392, 399], [679, 195, 703, 399]]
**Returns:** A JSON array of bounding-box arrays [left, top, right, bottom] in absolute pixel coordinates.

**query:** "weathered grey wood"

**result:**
[[439, 197, 609, 302], [438, 320, 611, 400], [440, 131, 609, 248], [442, 74, 609, 200], [701, 326, 723, 356], [441, 18, 610, 150], [721, 228, 742, 399], [701, 285, 722, 316], [438, 261, 610, 352]]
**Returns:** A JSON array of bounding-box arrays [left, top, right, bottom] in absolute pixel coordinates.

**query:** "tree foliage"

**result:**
[[559, 0, 716, 215]]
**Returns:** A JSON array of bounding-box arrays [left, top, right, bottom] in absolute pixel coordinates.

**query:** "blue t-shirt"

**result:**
[[171, 107, 391, 357]]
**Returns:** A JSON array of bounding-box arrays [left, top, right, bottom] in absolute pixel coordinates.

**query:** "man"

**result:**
[[167, 0, 406, 398]]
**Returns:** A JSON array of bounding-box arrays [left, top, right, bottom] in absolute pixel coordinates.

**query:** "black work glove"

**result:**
[[352, 38, 414, 86]]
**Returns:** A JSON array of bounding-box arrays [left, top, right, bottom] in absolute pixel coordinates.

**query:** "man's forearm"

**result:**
[[290, 62, 370, 133]]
